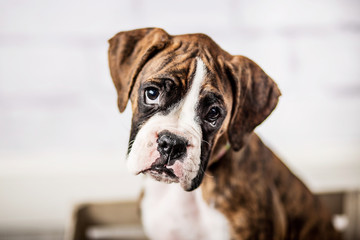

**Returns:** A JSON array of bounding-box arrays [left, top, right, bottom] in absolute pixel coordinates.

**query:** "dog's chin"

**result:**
[[140, 167, 198, 191], [144, 170, 180, 184]]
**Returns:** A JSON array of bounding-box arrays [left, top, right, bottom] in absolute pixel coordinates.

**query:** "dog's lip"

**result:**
[[139, 165, 178, 179]]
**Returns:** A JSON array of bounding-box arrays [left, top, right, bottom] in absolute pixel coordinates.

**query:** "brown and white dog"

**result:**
[[108, 28, 341, 240]]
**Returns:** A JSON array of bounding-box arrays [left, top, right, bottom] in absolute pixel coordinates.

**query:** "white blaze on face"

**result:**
[[178, 58, 205, 136], [127, 58, 206, 190]]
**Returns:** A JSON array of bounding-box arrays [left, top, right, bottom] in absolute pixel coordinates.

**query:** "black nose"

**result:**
[[157, 131, 187, 164]]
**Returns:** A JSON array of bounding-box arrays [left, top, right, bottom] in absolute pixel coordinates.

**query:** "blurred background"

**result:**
[[0, 0, 359, 239]]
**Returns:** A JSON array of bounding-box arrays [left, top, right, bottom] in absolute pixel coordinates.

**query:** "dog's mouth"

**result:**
[[139, 164, 179, 183]]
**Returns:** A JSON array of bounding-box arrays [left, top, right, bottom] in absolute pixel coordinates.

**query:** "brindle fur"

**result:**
[[202, 134, 340, 240], [108, 28, 341, 240]]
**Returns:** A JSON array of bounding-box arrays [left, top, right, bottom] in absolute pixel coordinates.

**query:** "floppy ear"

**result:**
[[226, 56, 281, 151], [108, 28, 170, 112]]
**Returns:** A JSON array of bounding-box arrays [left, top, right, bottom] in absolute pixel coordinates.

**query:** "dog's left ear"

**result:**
[[226, 55, 281, 151], [108, 28, 170, 112]]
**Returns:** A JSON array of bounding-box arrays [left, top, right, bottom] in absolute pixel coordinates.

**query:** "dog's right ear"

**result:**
[[108, 28, 170, 112]]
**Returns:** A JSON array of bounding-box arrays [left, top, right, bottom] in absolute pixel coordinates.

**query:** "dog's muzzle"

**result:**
[[138, 130, 189, 183], [127, 115, 202, 190], [157, 130, 188, 165]]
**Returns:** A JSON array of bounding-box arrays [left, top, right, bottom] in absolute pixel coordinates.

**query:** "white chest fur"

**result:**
[[141, 178, 230, 240]]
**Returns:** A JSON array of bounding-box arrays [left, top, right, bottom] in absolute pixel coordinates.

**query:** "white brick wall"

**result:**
[[0, 0, 359, 234]]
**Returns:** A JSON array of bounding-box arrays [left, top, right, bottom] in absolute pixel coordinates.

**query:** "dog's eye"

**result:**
[[206, 107, 221, 126], [145, 87, 160, 105]]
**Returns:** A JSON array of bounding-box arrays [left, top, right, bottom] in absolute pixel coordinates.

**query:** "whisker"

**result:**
[[127, 140, 135, 154], [201, 140, 211, 147]]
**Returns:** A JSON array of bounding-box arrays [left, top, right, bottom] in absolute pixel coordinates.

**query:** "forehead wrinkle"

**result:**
[[148, 50, 199, 89], [155, 45, 198, 71], [201, 84, 223, 97], [204, 73, 220, 90]]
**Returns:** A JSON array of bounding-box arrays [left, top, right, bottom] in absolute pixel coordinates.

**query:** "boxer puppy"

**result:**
[[108, 28, 341, 240]]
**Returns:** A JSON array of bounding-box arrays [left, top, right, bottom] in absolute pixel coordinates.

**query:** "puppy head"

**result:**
[[108, 28, 280, 191]]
